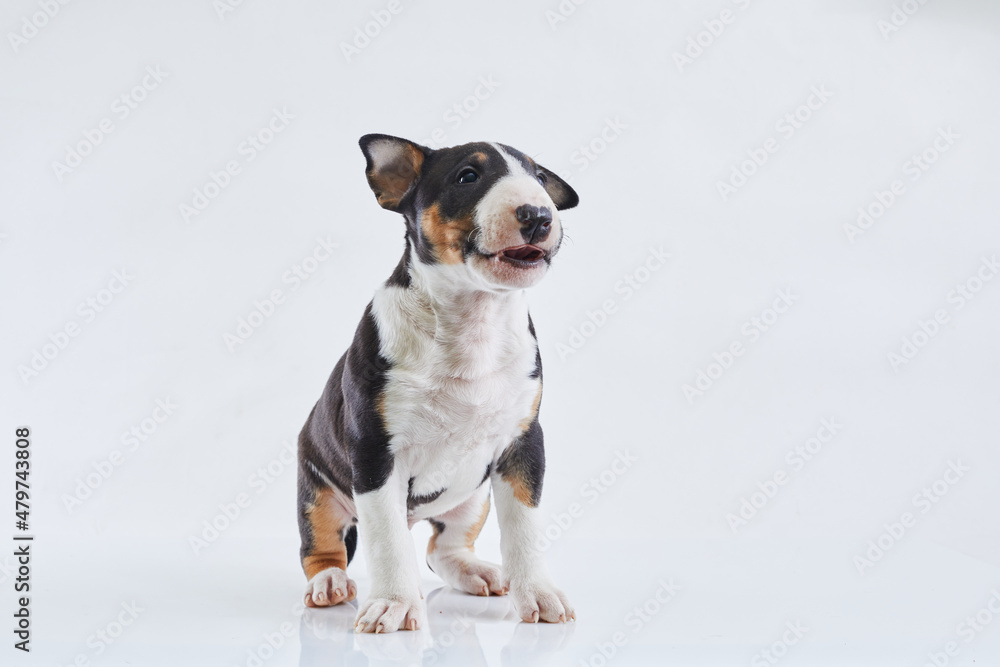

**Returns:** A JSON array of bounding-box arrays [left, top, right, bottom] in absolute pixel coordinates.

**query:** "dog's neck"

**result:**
[[377, 254, 533, 379]]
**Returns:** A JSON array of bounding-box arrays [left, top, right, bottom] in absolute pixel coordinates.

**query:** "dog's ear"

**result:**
[[537, 164, 579, 210], [359, 134, 430, 211]]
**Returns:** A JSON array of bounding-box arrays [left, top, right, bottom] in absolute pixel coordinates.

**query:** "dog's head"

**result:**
[[359, 134, 578, 291]]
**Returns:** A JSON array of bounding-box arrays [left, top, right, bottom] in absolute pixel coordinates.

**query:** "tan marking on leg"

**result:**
[[518, 381, 543, 432], [465, 497, 490, 551], [506, 475, 536, 507], [497, 440, 541, 508], [425, 492, 504, 597], [420, 203, 475, 265], [302, 487, 351, 580], [427, 520, 444, 556]]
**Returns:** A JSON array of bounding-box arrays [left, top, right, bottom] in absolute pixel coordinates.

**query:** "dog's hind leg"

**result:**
[[300, 481, 358, 607], [425, 483, 506, 597]]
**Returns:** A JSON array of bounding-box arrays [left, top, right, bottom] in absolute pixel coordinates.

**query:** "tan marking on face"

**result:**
[[470, 151, 487, 162], [421, 202, 475, 265], [518, 381, 542, 432], [465, 497, 491, 551], [302, 487, 351, 579]]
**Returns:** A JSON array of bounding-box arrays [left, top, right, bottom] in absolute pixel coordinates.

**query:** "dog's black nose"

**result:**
[[515, 204, 553, 244]]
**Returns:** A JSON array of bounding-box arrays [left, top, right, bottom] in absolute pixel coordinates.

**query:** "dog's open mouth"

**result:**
[[498, 244, 546, 266]]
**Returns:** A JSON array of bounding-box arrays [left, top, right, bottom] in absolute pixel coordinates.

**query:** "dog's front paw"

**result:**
[[431, 553, 508, 597], [305, 567, 357, 607], [355, 594, 425, 633], [509, 579, 574, 624]]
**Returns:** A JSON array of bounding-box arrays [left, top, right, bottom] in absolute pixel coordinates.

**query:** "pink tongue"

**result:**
[[504, 245, 544, 261]]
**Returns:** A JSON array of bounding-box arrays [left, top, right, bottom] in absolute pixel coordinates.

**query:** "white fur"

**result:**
[[353, 470, 425, 632], [474, 144, 563, 256], [304, 566, 356, 607], [425, 484, 506, 596], [492, 475, 573, 622], [366, 138, 404, 173], [490, 142, 530, 178], [372, 263, 541, 519]]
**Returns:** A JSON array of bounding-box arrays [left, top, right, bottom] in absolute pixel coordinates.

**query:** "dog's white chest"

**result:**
[[385, 360, 537, 455], [372, 284, 540, 513]]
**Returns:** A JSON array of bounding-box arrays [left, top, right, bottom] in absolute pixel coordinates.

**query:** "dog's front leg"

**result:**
[[493, 424, 574, 623], [354, 470, 424, 633]]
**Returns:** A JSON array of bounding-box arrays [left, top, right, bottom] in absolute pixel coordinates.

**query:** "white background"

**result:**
[[2, 0, 999, 665]]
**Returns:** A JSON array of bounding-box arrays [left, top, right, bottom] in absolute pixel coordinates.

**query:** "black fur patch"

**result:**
[[296, 302, 394, 504], [342, 305, 395, 493], [385, 240, 412, 288], [407, 477, 445, 510], [527, 315, 542, 380], [495, 419, 546, 507], [344, 524, 357, 565], [498, 142, 578, 210], [425, 519, 446, 574], [296, 302, 394, 569], [297, 405, 354, 565], [407, 143, 513, 266]]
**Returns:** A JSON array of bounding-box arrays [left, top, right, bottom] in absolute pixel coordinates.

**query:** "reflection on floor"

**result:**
[[299, 585, 575, 666]]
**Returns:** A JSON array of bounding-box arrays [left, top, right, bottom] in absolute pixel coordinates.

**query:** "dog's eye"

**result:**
[[456, 168, 479, 184], [536, 172, 547, 186]]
